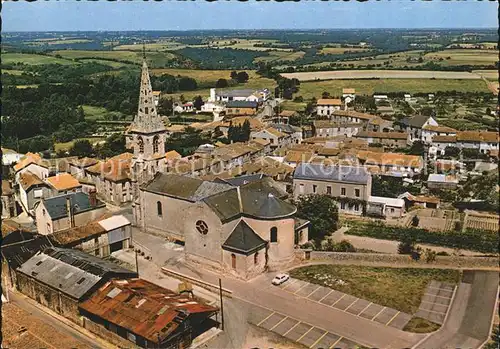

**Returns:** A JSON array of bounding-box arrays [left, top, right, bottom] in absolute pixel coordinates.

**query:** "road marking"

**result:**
[[306, 286, 321, 298], [257, 312, 276, 326], [331, 293, 345, 307], [282, 279, 298, 290], [371, 306, 386, 320], [386, 311, 400, 326], [318, 289, 333, 302], [269, 316, 288, 331], [294, 282, 309, 295], [297, 326, 314, 342], [310, 330, 328, 348], [330, 336, 344, 349], [344, 298, 359, 312], [283, 321, 301, 337], [357, 302, 373, 316]]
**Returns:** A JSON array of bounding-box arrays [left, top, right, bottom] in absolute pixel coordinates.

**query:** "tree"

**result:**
[[178, 77, 198, 91], [484, 327, 499, 349], [215, 78, 229, 88], [294, 194, 339, 242], [236, 71, 249, 83], [230, 71, 238, 80], [241, 120, 251, 142], [444, 146, 461, 158], [411, 215, 420, 227], [398, 236, 416, 255], [485, 107, 491, 116], [321, 91, 331, 99], [193, 96, 204, 111], [158, 97, 173, 116], [408, 140, 425, 155], [70, 139, 94, 157], [424, 249, 437, 263], [95, 134, 126, 159]]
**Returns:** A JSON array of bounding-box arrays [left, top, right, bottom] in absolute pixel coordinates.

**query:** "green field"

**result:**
[[254, 51, 305, 63], [280, 101, 307, 112], [2, 53, 77, 65], [2, 69, 26, 75], [424, 49, 498, 66], [54, 137, 106, 152], [48, 50, 176, 67], [81, 59, 136, 69], [290, 265, 460, 314], [297, 78, 489, 98], [82, 105, 129, 121]]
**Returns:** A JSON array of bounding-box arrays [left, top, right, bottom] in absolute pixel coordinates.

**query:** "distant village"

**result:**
[[2, 56, 499, 349]]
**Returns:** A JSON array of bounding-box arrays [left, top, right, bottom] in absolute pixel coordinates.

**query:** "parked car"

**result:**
[[272, 273, 290, 285]]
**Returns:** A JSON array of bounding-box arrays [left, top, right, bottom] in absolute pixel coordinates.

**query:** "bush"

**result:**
[[412, 215, 420, 227]]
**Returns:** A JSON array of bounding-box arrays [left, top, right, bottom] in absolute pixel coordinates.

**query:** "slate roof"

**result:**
[[42, 192, 105, 220], [1, 235, 54, 269], [144, 173, 233, 201], [400, 115, 432, 128], [216, 174, 265, 187], [217, 89, 255, 98], [226, 100, 259, 109], [222, 220, 267, 255], [269, 123, 302, 134], [293, 163, 371, 184]]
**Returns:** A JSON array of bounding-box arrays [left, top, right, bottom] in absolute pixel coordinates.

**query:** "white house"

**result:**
[[173, 102, 194, 113], [373, 95, 388, 102], [342, 88, 356, 106], [209, 88, 269, 103], [368, 196, 405, 219], [399, 115, 439, 143], [316, 99, 343, 116], [1, 148, 23, 166]]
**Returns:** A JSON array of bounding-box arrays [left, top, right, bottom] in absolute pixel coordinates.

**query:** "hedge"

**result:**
[[348, 222, 498, 254]]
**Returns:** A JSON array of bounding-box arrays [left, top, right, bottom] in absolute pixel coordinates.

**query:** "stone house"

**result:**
[[34, 191, 108, 235], [355, 150, 423, 178], [342, 88, 356, 105], [456, 131, 499, 154], [85, 153, 134, 204], [431, 135, 458, 156], [354, 131, 409, 148], [313, 120, 362, 138], [15, 247, 137, 324], [225, 100, 259, 116], [331, 110, 375, 125], [398, 115, 441, 144], [316, 99, 343, 116], [269, 123, 303, 145], [2, 180, 16, 218], [251, 127, 292, 150], [367, 196, 405, 219], [69, 157, 99, 179], [17, 171, 51, 215], [427, 174, 459, 190], [293, 163, 372, 216], [135, 173, 306, 279], [78, 278, 218, 349], [46, 173, 83, 196]]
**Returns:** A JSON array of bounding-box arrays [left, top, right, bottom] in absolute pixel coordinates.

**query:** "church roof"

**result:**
[[222, 220, 267, 255]]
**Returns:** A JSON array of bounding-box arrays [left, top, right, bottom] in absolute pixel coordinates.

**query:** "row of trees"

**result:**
[[227, 120, 251, 143]]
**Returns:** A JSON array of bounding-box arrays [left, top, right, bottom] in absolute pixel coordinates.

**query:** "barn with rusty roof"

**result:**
[[79, 278, 218, 349]]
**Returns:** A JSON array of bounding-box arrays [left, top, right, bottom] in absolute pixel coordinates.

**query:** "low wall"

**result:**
[[296, 251, 499, 269], [82, 316, 141, 349], [161, 267, 233, 298]]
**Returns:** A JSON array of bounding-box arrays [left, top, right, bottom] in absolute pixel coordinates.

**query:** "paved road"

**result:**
[[7, 291, 107, 349], [415, 270, 499, 349]]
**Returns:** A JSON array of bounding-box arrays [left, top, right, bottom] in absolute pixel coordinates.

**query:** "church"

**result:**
[[128, 56, 309, 279]]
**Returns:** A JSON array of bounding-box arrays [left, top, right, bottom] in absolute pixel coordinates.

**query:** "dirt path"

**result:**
[[476, 73, 499, 95]]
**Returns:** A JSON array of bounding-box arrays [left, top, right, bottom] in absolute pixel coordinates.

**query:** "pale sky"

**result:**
[[3, 0, 498, 32]]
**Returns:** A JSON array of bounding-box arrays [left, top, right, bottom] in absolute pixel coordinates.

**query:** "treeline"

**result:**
[[177, 47, 266, 69]]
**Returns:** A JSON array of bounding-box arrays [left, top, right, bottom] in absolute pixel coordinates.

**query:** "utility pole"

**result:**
[[218, 278, 224, 331], [135, 249, 139, 276]]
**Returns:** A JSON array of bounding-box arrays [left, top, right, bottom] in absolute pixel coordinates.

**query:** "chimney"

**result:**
[[89, 190, 97, 207], [66, 196, 74, 228]]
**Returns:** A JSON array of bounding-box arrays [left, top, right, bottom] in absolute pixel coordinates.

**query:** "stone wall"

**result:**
[[297, 251, 499, 269], [82, 316, 142, 349]]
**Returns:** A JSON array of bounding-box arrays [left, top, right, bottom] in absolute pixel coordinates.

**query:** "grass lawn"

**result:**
[[54, 137, 105, 152], [289, 265, 460, 314], [424, 49, 498, 66], [403, 317, 441, 333], [82, 105, 128, 121], [80, 59, 136, 69], [49, 50, 176, 68], [297, 78, 489, 97], [2, 53, 77, 65], [319, 47, 371, 54], [280, 101, 307, 112]]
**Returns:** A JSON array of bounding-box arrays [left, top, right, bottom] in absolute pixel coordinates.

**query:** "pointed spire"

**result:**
[[129, 53, 165, 134]]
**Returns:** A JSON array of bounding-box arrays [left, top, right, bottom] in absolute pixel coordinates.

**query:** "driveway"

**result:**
[[415, 270, 499, 349]]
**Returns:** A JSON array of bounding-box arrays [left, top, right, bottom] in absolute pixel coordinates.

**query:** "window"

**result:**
[[254, 252, 259, 265], [299, 184, 304, 194], [355, 189, 360, 198], [46, 223, 51, 233], [153, 135, 160, 153], [270, 227, 278, 242], [340, 202, 346, 210], [144, 107, 149, 115], [157, 201, 162, 217], [326, 186, 332, 195], [312, 185, 317, 193], [341, 187, 346, 196], [34, 189, 43, 198], [137, 136, 144, 153], [354, 204, 360, 212], [196, 220, 208, 235], [231, 253, 236, 269], [127, 332, 136, 344], [390, 208, 395, 213], [42, 209, 46, 216]]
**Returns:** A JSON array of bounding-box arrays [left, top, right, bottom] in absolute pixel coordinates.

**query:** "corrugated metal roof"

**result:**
[[17, 252, 102, 299], [78, 278, 218, 344], [98, 215, 130, 231]]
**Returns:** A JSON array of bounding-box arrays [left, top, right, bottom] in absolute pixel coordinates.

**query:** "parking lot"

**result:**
[[415, 280, 455, 325], [248, 304, 364, 349], [278, 278, 412, 330]]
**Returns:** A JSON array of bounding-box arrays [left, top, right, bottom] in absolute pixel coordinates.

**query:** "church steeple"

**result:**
[[129, 57, 165, 134]]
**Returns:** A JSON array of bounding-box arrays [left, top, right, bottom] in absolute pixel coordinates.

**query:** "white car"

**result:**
[[272, 273, 290, 286]]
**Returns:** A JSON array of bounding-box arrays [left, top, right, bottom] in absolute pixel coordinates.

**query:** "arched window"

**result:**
[[270, 227, 278, 243], [254, 252, 259, 265], [145, 107, 149, 115], [157, 201, 162, 217], [153, 135, 160, 154], [231, 253, 236, 269], [137, 136, 144, 153]]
